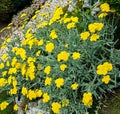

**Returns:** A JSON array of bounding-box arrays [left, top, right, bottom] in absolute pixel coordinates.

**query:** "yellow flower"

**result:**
[[57, 51, 70, 62], [67, 22, 75, 29], [37, 21, 48, 28], [13, 104, 18, 111], [27, 90, 36, 100], [82, 92, 93, 106], [100, 3, 110, 12], [8, 68, 17, 74], [80, 31, 90, 40], [21, 63, 26, 76], [13, 79, 17, 87], [45, 77, 52, 86], [6, 61, 10, 67], [0, 63, 4, 69], [60, 64, 67, 71], [96, 62, 113, 75], [2, 71, 7, 77], [71, 83, 79, 90], [88, 22, 104, 33], [95, 23, 104, 31], [15, 62, 21, 69], [71, 16, 79, 23], [11, 57, 17, 67], [55, 78, 64, 88], [1, 53, 8, 61], [90, 34, 100, 41], [38, 39, 44, 46], [45, 42, 54, 53], [35, 89, 42, 97], [6, 38, 11, 43], [44, 66, 51, 75], [0, 101, 9, 110], [0, 78, 7, 86], [35, 10, 40, 14], [43, 93, 50, 103], [102, 75, 111, 84], [63, 18, 71, 23], [49, 7, 63, 25], [98, 12, 108, 18], [14, 48, 26, 60], [50, 30, 58, 39], [21, 13, 27, 17], [51, 102, 61, 114], [32, 14, 37, 20], [27, 57, 36, 64], [9, 87, 17, 95], [36, 50, 41, 56], [72, 52, 81, 60], [21, 87, 28, 96]]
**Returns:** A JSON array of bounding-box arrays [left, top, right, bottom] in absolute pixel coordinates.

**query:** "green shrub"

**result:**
[[0, 2, 120, 114]]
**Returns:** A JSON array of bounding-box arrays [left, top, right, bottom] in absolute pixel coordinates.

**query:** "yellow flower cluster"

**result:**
[[98, 3, 114, 18], [12, 47, 26, 60], [51, 102, 61, 114], [44, 66, 51, 75], [88, 22, 104, 33], [57, 51, 70, 62], [97, 62, 112, 84], [45, 42, 54, 53], [100, 3, 110, 12], [55, 78, 64, 88], [8, 76, 18, 95], [80, 31, 90, 40], [21, 87, 42, 100], [102, 75, 111, 84], [49, 7, 63, 25], [71, 83, 79, 90], [50, 29, 58, 39], [62, 14, 79, 29], [72, 52, 81, 60], [13, 104, 18, 111], [43, 93, 50, 103], [0, 101, 9, 110], [60, 64, 67, 71], [21, 28, 44, 49], [45, 77, 52, 86], [1, 53, 8, 61], [96, 62, 112, 75], [80, 22, 104, 41], [0, 63, 4, 69], [0, 78, 7, 87], [82, 92, 93, 106]]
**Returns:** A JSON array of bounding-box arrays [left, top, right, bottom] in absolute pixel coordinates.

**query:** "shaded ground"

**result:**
[[101, 89, 120, 114], [0, 21, 8, 30]]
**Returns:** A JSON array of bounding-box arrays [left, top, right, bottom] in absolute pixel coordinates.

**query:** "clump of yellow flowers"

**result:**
[[0, 2, 119, 114]]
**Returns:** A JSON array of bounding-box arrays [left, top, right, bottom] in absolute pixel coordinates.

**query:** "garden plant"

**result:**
[[0, 1, 120, 114]]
